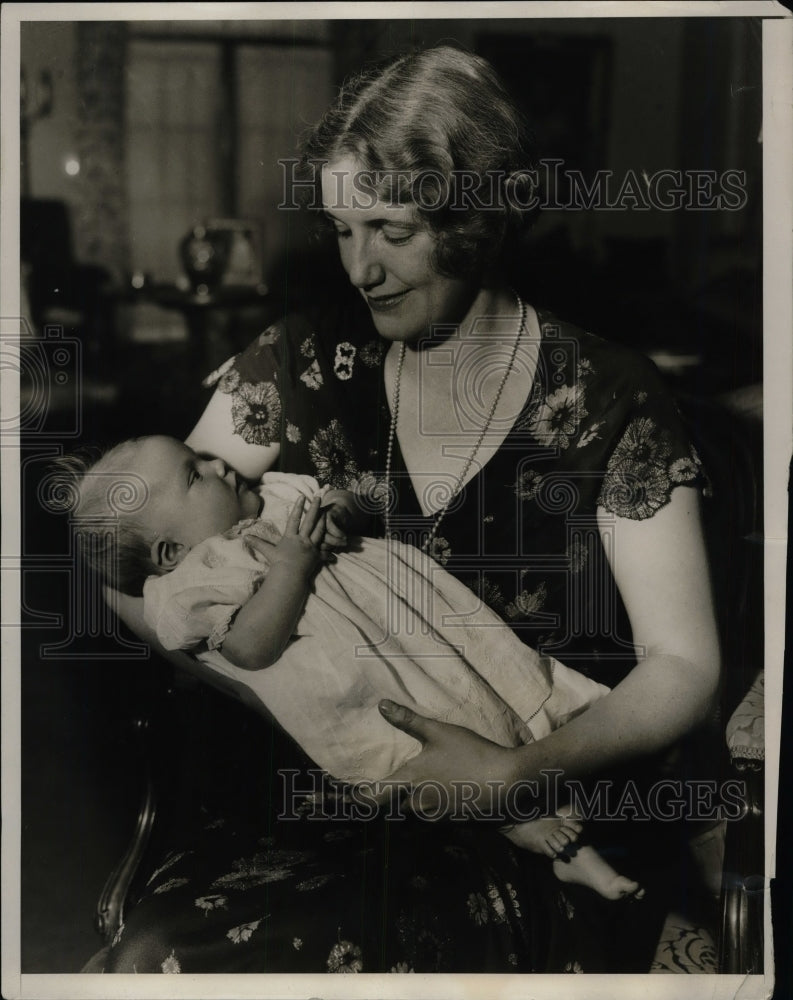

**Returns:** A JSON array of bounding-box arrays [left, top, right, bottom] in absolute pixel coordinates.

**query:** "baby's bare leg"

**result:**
[[502, 805, 645, 902]]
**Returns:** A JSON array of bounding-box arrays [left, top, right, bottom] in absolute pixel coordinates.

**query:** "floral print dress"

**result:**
[[104, 296, 709, 975]]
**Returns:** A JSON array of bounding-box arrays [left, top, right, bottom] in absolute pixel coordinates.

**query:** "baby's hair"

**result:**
[[49, 440, 156, 596]]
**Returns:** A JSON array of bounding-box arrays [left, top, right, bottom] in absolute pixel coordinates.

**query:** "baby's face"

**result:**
[[132, 436, 261, 549]]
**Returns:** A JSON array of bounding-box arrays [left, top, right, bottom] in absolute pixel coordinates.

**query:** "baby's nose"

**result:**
[[202, 456, 227, 478]]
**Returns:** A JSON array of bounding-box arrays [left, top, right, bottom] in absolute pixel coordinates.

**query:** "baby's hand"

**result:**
[[266, 495, 327, 576]]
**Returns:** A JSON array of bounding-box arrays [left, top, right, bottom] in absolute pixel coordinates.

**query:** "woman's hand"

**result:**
[[377, 700, 523, 821], [320, 489, 363, 553]]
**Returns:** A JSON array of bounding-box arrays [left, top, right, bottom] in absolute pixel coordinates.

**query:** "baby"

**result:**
[[56, 434, 644, 901]]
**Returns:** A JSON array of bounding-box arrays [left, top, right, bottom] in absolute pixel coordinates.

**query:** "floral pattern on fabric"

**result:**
[[308, 419, 360, 489], [230, 381, 281, 446]]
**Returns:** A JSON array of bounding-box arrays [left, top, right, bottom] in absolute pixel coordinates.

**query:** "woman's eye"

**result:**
[[333, 225, 351, 240], [381, 228, 414, 246]]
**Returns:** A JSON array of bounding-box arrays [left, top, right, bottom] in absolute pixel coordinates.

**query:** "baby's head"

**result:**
[[54, 436, 261, 595]]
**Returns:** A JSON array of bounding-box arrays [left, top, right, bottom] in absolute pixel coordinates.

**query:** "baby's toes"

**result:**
[[559, 821, 582, 844], [548, 830, 573, 856]]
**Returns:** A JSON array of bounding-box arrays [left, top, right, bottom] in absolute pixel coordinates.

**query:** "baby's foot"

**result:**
[[553, 844, 646, 901], [502, 813, 583, 858]]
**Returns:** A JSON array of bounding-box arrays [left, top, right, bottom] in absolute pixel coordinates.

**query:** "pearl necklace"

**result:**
[[384, 290, 527, 552]]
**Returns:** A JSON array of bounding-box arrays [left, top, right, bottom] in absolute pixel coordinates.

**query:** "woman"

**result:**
[[104, 45, 720, 974]]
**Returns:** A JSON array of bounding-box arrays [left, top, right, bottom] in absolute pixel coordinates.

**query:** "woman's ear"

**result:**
[[151, 538, 189, 571]]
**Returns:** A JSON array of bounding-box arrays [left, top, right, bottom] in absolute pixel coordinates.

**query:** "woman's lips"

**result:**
[[365, 290, 409, 312]]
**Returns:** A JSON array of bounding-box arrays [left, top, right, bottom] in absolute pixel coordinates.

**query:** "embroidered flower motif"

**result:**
[[508, 953, 518, 967], [429, 536, 451, 565], [558, 892, 576, 921], [670, 456, 700, 483], [610, 417, 671, 469], [227, 919, 262, 944], [308, 420, 359, 489], [293, 937, 303, 950], [161, 949, 181, 973], [467, 892, 489, 925], [202, 354, 238, 389], [286, 422, 301, 444], [487, 884, 508, 924], [211, 848, 307, 890], [360, 340, 386, 366], [600, 461, 671, 520], [634, 389, 648, 405], [390, 961, 414, 973], [564, 960, 585, 973], [327, 939, 363, 973], [333, 341, 356, 380], [230, 381, 281, 446], [515, 468, 544, 501], [577, 420, 604, 448], [504, 582, 548, 620], [146, 851, 188, 886], [300, 334, 316, 359], [194, 894, 228, 915], [599, 418, 676, 519], [529, 384, 588, 450], [300, 360, 323, 390], [152, 877, 189, 895], [470, 576, 505, 614], [576, 358, 593, 378]]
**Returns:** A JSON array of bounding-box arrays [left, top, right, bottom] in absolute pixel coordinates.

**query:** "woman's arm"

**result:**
[[380, 486, 721, 812], [187, 386, 281, 480], [221, 496, 325, 671]]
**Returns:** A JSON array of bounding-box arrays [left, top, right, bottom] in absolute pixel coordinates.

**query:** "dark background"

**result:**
[[17, 15, 764, 971]]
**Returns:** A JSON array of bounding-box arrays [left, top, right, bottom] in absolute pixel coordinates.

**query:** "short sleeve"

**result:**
[[143, 567, 264, 652], [201, 321, 287, 448], [594, 352, 710, 520]]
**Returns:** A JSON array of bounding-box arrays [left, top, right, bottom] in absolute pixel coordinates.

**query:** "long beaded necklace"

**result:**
[[384, 290, 527, 552]]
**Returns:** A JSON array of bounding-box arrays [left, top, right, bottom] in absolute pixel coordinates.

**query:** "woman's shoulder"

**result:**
[[535, 308, 670, 396]]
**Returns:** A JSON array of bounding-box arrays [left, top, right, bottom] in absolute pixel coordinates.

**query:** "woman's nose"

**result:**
[[345, 234, 384, 289]]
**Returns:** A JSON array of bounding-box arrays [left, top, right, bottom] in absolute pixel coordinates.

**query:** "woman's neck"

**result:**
[[402, 283, 521, 355]]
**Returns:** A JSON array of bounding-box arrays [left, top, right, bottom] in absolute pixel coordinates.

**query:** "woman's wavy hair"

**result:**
[[300, 44, 540, 280], [48, 441, 155, 597]]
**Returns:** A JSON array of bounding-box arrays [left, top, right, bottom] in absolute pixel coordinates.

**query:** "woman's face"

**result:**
[[321, 155, 472, 343]]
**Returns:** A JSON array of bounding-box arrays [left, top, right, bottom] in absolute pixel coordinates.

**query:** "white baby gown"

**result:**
[[143, 472, 608, 783]]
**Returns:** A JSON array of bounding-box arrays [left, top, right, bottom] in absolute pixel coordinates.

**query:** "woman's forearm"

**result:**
[[221, 563, 313, 670], [506, 651, 720, 789]]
